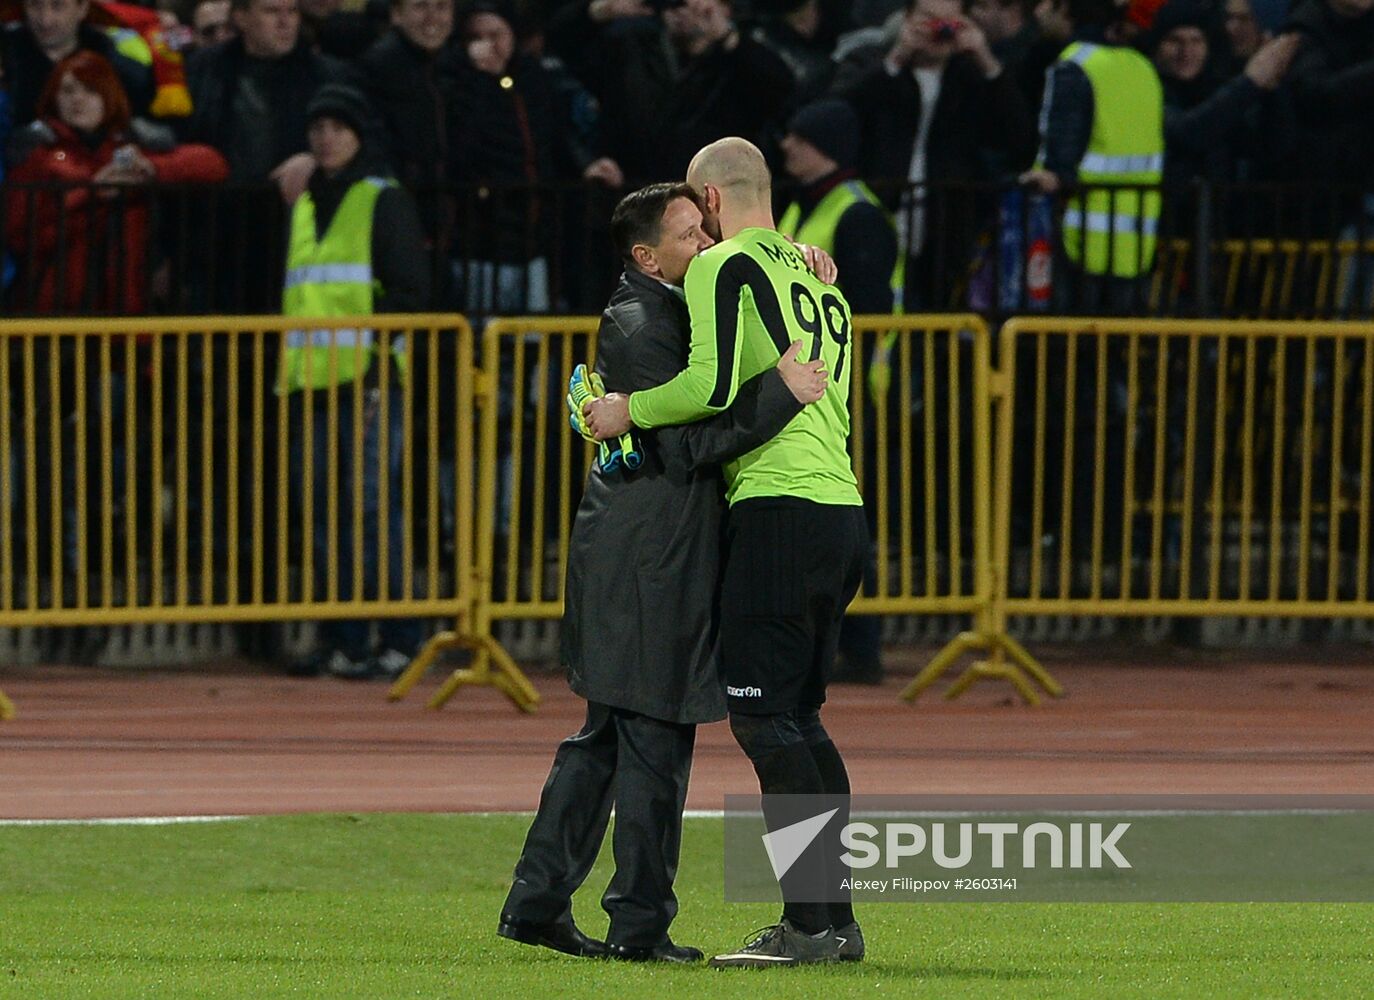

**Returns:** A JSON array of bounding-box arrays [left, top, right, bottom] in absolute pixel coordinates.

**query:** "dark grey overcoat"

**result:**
[[562, 269, 804, 724]]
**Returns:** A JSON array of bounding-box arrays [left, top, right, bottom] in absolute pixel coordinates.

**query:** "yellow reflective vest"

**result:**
[[1056, 42, 1164, 278], [779, 178, 904, 313], [280, 176, 406, 393]]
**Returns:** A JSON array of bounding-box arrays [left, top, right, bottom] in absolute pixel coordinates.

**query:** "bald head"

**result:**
[[687, 137, 772, 207]]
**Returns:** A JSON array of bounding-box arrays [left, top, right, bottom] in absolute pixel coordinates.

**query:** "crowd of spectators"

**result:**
[[1, 0, 1372, 317], [5, 0, 1374, 670]]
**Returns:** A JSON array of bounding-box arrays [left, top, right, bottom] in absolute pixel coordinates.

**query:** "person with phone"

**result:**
[[449, 0, 623, 315], [5, 52, 227, 596], [834, 0, 1035, 309]]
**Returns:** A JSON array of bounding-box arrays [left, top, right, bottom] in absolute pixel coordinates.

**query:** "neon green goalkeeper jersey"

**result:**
[[628, 226, 862, 507]]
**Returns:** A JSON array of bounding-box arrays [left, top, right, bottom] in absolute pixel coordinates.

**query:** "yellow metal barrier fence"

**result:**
[[994, 318, 1374, 628], [865, 317, 1059, 705], [401, 314, 1049, 710], [34, 313, 1371, 716], [1152, 239, 1374, 317], [399, 316, 596, 710], [0, 315, 530, 717]]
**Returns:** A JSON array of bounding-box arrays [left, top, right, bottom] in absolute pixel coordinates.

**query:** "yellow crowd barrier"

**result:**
[[394, 314, 1048, 710], [389, 316, 601, 711], [0, 315, 523, 718], [994, 317, 1374, 621], [848, 317, 1054, 704], [12, 311, 1374, 719], [1152, 239, 1374, 317]]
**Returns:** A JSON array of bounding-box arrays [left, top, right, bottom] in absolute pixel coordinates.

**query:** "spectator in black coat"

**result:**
[[184, 0, 351, 187], [549, 0, 794, 184], [1, 0, 154, 126], [359, 0, 459, 195], [748, 0, 836, 105], [834, 0, 1036, 307], [1286, 0, 1374, 190], [449, 0, 621, 313], [1147, 0, 1299, 185]]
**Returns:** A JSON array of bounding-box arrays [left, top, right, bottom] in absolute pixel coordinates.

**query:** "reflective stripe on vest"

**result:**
[[1062, 209, 1160, 236], [1058, 42, 1164, 278], [779, 179, 904, 313], [284, 263, 374, 290], [280, 177, 397, 393]]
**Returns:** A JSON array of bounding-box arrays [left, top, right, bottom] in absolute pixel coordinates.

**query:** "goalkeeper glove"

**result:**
[[566, 364, 643, 473]]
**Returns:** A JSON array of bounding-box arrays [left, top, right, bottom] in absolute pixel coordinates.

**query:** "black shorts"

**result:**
[[719, 497, 868, 716]]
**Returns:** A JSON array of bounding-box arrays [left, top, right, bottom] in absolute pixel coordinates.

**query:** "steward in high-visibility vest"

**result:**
[[1031, 6, 1164, 281], [1055, 42, 1163, 277], [279, 84, 429, 394], [281, 82, 428, 680], [778, 100, 902, 317]]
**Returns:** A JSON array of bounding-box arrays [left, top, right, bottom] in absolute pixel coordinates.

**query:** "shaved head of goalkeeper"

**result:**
[[686, 137, 774, 243]]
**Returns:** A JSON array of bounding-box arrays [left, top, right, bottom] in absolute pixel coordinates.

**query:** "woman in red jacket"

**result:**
[[5, 51, 226, 605], [5, 50, 227, 314]]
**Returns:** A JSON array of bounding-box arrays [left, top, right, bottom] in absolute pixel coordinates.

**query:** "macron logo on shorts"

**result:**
[[727, 685, 762, 698]]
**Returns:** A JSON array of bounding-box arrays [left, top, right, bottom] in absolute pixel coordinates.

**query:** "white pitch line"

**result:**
[[0, 815, 248, 827], [3, 808, 1360, 827]]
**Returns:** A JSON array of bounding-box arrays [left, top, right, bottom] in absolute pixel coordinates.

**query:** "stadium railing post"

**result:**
[[387, 317, 540, 712], [902, 317, 1061, 705]]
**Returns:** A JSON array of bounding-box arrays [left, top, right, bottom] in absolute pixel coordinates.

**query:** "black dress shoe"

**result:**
[[606, 940, 704, 963], [496, 914, 608, 958]]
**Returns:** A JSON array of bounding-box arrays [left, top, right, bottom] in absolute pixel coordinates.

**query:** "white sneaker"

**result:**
[[374, 649, 412, 679], [327, 650, 374, 680]]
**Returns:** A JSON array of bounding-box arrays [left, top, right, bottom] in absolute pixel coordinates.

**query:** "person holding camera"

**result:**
[[5, 52, 227, 599], [834, 0, 1035, 308], [6, 50, 228, 315]]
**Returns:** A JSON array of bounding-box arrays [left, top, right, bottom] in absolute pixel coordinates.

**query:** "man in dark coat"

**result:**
[[1286, 0, 1374, 191], [497, 182, 827, 963], [546, 0, 794, 184], [183, 0, 351, 184], [358, 0, 460, 197], [1, 0, 155, 126], [832, 0, 1036, 308]]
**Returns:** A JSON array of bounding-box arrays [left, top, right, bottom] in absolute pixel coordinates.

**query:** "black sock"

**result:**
[[809, 739, 855, 929], [750, 743, 830, 934]]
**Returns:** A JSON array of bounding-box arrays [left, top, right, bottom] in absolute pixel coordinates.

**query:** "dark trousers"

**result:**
[[288, 383, 421, 660], [503, 701, 696, 948]]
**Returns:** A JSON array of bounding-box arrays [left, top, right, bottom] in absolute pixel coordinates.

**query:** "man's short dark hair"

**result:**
[[610, 182, 700, 268]]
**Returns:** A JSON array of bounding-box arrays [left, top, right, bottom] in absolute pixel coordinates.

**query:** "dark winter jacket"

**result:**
[[448, 52, 595, 263], [834, 51, 1036, 198], [1285, 0, 1374, 187], [183, 37, 350, 180], [0, 22, 154, 128], [359, 29, 461, 195], [563, 269, 804, 724], [553, 14, 794, 183]]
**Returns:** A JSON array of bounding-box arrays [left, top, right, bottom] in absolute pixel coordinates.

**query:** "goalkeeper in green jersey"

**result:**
[[583, 139, 869, 968]]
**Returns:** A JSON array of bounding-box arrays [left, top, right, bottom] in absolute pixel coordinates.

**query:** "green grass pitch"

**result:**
[[2, 813, 1371, 998]]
